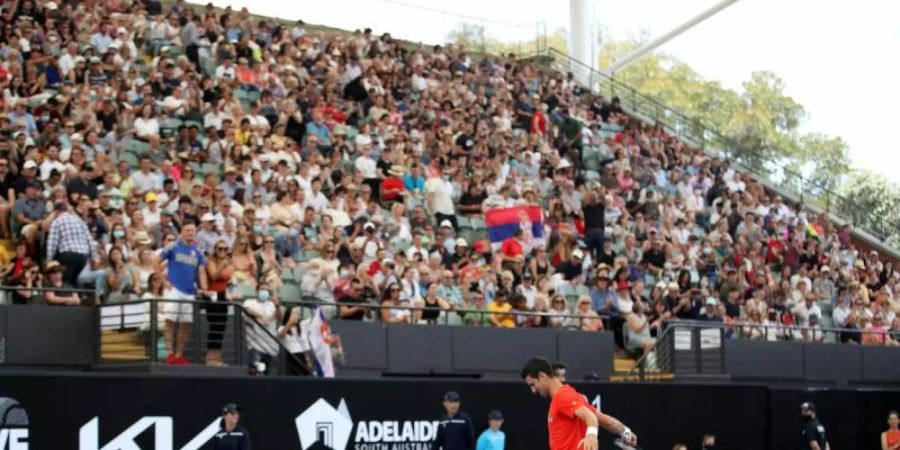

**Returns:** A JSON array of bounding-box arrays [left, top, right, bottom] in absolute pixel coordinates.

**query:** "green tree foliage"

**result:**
[[838, 171, 900, 247], [446, 25, 900, 246]]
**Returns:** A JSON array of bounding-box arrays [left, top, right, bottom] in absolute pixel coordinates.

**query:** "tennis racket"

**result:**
[[614, 438, 642, 450]]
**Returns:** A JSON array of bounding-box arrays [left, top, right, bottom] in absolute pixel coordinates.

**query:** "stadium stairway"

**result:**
[[609, 354, 674, 382], [100, 329, 149, 361]]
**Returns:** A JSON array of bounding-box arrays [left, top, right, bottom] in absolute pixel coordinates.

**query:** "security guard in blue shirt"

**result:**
[[433, 391, 475, 450], [212, 403, 251, 450]]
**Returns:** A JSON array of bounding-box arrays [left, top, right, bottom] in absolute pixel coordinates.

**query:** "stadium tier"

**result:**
[[0, 1, 899, 448]]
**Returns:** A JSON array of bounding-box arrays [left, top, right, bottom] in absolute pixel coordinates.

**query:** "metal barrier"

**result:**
[[542, 47, 900, 248], [96, 298, 309, 376], [0, 284, 98, 306], [624, 319, 900, 382], [282, 298, 610, 330]]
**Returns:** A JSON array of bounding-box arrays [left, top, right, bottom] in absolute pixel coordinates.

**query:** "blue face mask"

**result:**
[[113, 230, 125, 239], [258, 290, 270, 302], [253, 224, 263, 233], [289, 228, 299, 237], [339, 270, 348, 278]]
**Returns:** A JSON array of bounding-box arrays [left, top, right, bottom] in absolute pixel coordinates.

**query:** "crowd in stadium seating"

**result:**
[[1, 0, 899, 366]]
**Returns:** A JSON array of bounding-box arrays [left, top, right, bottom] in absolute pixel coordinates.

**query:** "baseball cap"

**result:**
[[201, 213, 216, 222], [364, 221, 375, 231], [488, 410, 504, 420], [23, 160, 37, 170], [145, 192, 158, 203], [572, 249, 584, 260], [800, 402, 815, 413], [222, 403, 240, 414], [706, 297, 717, 306], [455, 238, 468, 247], [443, 391, 460, 402], [440, 220, 453, 228]]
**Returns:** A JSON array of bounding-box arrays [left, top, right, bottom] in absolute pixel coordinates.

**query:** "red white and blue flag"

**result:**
[[310, 307, 335, 378], [485, 206, 544, 251]]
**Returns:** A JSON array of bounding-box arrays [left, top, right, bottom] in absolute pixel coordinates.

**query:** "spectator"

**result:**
[[488, 290, 515, 328], [575, 296, 604, 332], [338, 278, 369, 321], [105, 246, 139, 303], [160, 222, 209, 365], [43, 261, 81, 306], [698, 297, 723, 322], [547, 295, 570, 329], [45, 202, 94, 288], [380, 282, 411, 324], [415, 282, 451, 324], [624, 302, 655, 354], [242, 280, 281, 376], [205, 239, 234, 366]]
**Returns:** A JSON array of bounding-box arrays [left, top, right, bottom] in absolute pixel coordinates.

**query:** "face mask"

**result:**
[[289, 228, 299, 237], [113, 230, 125, 239], [258, 290, 270, 302], [702, 247, 712, 255], [339, 269, 348, 278], [253, 224, 263, 233]]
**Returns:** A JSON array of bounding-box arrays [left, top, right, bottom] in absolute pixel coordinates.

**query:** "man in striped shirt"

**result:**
[[46, 202, 95, 288]]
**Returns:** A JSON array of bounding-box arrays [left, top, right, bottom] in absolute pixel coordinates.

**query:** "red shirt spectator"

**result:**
[[501, 231, 525, 260]]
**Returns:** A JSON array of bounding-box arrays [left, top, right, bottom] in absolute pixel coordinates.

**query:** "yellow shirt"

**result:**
[[487, 302, 516, 328]]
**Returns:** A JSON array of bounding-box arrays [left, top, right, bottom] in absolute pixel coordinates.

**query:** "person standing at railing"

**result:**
[[204, 239, 233, 367], [242, 281, 281, 376], [159, 222, 209, 365]]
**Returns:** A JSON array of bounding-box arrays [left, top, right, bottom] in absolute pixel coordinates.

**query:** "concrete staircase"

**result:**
[[609, 355, 674, 382]]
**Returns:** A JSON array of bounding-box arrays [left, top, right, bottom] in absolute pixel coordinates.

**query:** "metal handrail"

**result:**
[[96, 298, 310, 375], [282, 298, 610, 328], [541, 47, 900, 247], [622, 318, 900, 382], [623, 322, 676, 382]]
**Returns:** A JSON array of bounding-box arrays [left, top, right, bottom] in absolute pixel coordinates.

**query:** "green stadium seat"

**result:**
[[233, 283, 257, 299], [278, 284, 302, 303]]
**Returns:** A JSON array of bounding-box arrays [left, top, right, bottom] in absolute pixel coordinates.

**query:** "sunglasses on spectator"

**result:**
[[264, 240, 275, 244], [216, 247, 228, 251]]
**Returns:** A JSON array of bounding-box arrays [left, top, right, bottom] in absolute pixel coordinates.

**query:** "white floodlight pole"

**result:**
[[569, 0, 598, 85], [603, 0, 740, 77]]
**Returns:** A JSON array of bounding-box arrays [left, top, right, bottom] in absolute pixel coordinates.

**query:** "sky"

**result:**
[[208, 0, 900, 185]]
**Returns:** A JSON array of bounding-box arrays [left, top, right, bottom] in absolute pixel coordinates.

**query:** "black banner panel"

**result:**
[[0, 373, 896, 449]]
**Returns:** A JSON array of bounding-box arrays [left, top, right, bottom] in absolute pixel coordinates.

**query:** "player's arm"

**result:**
[[574, 406, 600, 450], [594, 409, 637, 444], [809, 441, 821, 450]]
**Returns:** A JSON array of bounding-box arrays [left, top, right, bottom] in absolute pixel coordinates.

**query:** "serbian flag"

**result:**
[[309, 307, 335, 378], [485, 206, 544, 252]]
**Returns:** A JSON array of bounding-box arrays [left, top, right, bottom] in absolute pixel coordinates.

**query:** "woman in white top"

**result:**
[[547, 295, 571, 329], [624, 302, 656, 354], [133, 104, 159, 140], [575, 296, 604, 332], [380, 283, 411, 324]]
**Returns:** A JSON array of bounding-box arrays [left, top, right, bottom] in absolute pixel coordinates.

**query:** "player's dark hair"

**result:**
[[521, 357, 554, 379], [552, 362, 566, 371]]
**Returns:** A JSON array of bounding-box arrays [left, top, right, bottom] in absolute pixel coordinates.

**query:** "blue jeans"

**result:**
[[78, 268, 107, 297]]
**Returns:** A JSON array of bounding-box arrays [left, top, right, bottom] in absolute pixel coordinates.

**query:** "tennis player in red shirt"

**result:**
[[521, 357, 638, 450]]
